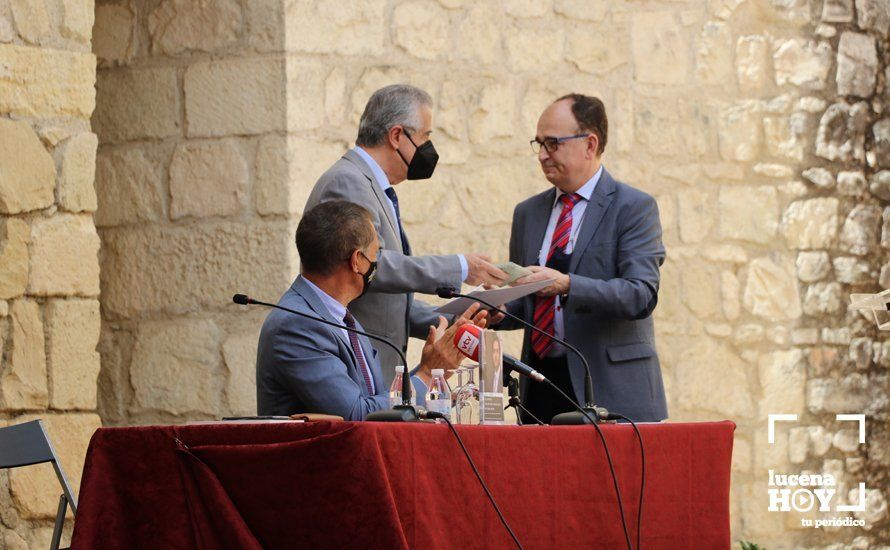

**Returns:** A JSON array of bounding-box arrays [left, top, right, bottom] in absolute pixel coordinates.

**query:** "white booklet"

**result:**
[[434, 279, 554, 315]]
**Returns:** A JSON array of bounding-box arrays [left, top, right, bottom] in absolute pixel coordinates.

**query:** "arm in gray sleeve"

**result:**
[[566, 195, 665, 320]]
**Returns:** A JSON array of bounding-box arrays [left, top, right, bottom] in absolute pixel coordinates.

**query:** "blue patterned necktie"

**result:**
[[383, 187, 410, 255]]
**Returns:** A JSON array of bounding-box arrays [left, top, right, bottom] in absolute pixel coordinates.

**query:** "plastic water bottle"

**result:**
[[389, 366, 415, 407], [425, 369, 452, 419]]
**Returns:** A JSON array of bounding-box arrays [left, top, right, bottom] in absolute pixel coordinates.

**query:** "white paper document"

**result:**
[[434, 279, 554, 315]]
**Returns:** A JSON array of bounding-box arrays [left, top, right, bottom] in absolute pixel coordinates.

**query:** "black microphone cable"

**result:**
[[543, 382, 633, 550], [612, 412, 646, 550], [423, 411, 523, 550], [436, 287, 634, 549]]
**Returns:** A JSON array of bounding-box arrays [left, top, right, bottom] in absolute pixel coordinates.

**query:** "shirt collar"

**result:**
[[301, 276, 347, 322], [353, 146, 392, 194], [554, 165, 603, 206]]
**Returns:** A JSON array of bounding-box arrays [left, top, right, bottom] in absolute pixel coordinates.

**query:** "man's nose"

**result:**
[[538, 146, 550, 162]]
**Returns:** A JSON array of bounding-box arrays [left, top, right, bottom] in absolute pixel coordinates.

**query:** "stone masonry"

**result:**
[[0, 0, 102, 547], [0, 0, 887, 546]]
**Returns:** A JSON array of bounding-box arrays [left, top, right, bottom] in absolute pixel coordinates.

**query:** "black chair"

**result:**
[[0, 420, 77, 550]]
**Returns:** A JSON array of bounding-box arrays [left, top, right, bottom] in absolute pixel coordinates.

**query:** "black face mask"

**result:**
[[357, 251, 377, 298], [397, 131, 439, 180]]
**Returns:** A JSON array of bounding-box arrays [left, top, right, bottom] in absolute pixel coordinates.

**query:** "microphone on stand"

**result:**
[[440, 291, 641, 550], [437, 287, 614, 424], [452, 324, 547, 383], [232, 293, 418, 422]]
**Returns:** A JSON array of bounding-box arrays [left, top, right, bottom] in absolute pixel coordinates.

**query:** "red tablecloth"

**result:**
[[70, 420, 734, 549]]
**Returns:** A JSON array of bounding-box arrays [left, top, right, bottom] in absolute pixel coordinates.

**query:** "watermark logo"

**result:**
[[766, 413, 868, 529]]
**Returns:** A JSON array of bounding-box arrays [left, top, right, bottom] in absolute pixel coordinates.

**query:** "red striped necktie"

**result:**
[[343, 312, 374, 395], [531, 193, 582, 359]]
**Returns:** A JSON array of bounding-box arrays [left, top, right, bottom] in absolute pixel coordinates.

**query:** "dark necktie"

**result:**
[[383, 187, 411, 255], [343, 312, 374, 395], [531, 193, 582, 358]]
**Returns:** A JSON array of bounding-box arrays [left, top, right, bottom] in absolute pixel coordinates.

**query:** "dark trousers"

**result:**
[[519, 355, 576, 424]]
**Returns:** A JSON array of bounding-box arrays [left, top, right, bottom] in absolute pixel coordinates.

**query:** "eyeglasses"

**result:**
[[529, 134, 590, 154]]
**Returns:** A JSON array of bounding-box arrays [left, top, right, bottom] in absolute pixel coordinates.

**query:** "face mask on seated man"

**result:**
[[255, 200, 489, 420]]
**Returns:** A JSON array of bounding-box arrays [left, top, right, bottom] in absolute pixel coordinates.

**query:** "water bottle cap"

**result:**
[[394, 365, 405, 373], [431, 369, 444, 376]]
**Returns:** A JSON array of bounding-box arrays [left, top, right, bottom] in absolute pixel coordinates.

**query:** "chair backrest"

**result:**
[[0, 420, 77, 512], [0, 420, 56, 468]]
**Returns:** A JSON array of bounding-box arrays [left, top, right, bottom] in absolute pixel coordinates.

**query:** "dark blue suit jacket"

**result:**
[[503, 168, 668, 422]]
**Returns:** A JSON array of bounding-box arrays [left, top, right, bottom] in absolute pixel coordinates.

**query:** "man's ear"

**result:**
[[348, 249, 361, 273], [387, 125, 403, 150], [587, 134, 599, 159]]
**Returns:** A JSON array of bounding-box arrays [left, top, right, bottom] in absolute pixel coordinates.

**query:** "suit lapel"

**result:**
[[569, 169, 616, 272], [523, 188, 557, 265], [342, 150, 400, 240], [293, 276, 382, 396], [291, 277, 359, 370]]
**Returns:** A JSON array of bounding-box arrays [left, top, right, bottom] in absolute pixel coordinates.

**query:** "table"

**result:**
[[70, 420, 734, 549]]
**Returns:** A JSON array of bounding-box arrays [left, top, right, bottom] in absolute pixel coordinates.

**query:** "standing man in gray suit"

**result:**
[[503, 94, 668, 423], [305, 85, 507, 388]]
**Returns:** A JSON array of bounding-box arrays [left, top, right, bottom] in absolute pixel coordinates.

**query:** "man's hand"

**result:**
[[419, 302, 491, 383], [464, 253, 509, 287], [419, 316, 467, 383], [514, 265, 569, 297], [488, 310, 506, 325], [456, 301, 489, 329]]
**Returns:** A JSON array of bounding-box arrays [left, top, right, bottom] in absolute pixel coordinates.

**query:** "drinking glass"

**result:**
[[453, 363, 479, 425]]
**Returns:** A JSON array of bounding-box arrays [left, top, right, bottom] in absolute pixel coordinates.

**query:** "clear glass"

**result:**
[[450, 368, 466, 424], [452, 363, 480, 425]]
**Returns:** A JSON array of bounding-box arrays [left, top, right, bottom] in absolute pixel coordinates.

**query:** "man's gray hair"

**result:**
[[356, 84, 432, 147]]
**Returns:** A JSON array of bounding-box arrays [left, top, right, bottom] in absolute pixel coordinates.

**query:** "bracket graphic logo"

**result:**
[[850, 290, 890, 330], [766, 414, 868, 529]]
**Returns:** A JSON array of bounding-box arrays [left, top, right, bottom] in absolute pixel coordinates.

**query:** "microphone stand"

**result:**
[[437, 287, 605, 425], [233, 294, 418, 422], [504, 378, 544, 426]]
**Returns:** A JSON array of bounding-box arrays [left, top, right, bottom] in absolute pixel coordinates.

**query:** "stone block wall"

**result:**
[[0, 0, 873, 546], [93, 0, 302, 426], [775, 0, 890, 545], [0, 0, 102, 546]]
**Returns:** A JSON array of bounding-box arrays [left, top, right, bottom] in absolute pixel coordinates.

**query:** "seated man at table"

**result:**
[[257, 200, 481, 420]]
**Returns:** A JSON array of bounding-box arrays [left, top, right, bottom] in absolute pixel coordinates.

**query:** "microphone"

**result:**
[[232, 293, 418, 422], [452, 324, 546, 383], [502, 355, 546, 384], [437, 287, 607, 424]]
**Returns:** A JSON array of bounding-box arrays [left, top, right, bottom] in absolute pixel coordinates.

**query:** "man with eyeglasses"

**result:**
[[305, 85, 508, 391], [256, 201, 487, 420], [500, 94, 668, 424]]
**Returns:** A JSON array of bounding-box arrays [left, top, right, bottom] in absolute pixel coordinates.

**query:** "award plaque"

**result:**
[[477, 330, 505, 425]]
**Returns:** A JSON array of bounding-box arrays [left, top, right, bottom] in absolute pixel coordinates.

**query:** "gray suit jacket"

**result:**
[[304, 150, 463, 387], [255, 276, 391, 420], [502, 169, 668, 422]]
